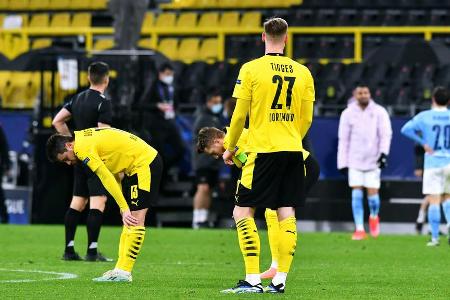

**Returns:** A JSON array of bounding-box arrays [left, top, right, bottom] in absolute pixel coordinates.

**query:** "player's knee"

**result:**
[[233, 206, 253, 221], [70, 196, 88, 211], [196, 183, 210, 195], [367, 188, 378, 196], [90, 195, 107, 211], [428, 195, 441, 205]]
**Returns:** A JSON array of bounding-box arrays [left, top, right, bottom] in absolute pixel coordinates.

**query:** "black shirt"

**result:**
[[63, 89, 112, 130]]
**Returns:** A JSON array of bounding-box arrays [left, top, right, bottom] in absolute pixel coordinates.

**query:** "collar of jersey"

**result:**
[[265, 53, 284, 56]]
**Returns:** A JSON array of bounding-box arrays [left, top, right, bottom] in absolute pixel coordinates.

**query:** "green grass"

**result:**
[[0, 225, 449, 299]]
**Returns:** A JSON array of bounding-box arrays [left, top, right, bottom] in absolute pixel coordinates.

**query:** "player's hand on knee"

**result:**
[[122, 210, 138, 226]]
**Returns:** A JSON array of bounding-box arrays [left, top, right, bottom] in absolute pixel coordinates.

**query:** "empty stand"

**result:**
[[176, 12, 197, 28], [178, 38, 200, 63], [29, 13, 50, 27], [155, 13, 177, 28], [71, 13, 91, 27], [198, 12, 219, 28], [158, 38, 179, 60], [50, 13, 71, 27], [219, 12, 240, 28]]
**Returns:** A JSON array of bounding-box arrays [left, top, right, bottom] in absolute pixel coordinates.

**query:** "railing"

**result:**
[[1, 26, 450, 62]]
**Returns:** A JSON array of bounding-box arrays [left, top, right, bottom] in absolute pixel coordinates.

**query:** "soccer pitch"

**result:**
[[0, 225, 448, 299]]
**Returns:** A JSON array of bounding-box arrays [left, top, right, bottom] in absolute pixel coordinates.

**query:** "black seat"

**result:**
[[430, 10, 449, 26], [289, 9, 316, 26], [316, 9, 337, 26], [293, 37, 318, 59], [407, 9, 429, 26], [361, 10, 383, 26], [337, 9, 361, 26], [383, 9, 407, 26]]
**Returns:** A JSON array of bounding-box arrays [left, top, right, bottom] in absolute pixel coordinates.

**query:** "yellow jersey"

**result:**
[[74, 127, 158, 211], [230, 54, 315, 153], [224, 128, 309, 169]]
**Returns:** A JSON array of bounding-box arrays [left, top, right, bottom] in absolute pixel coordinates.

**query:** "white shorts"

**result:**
[[348, 168, 381, 189], [422, 164, 450, 195]]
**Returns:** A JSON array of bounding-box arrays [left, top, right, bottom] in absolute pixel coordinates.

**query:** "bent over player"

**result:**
[[46, 127, 163, 281]]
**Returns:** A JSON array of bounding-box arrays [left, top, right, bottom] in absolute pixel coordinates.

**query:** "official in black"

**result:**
[[52, 62, 112, 261]]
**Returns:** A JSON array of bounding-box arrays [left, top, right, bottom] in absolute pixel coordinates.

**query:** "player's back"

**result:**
[[74, 127, 157, 174], [66, 89, 112, 130], [233, 54, 315, 153]]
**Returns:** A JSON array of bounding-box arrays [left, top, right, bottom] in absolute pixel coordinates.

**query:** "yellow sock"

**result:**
[[278, 217, 297, 273], [265, 209, 279, 266], [116, 226, 127, 267], [236, 217, 260, 274], [115, 226, 146, 272]]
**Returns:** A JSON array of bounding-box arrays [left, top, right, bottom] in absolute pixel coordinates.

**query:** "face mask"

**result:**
[[211, 103, 223, 114], [161, 75, 174, 85]]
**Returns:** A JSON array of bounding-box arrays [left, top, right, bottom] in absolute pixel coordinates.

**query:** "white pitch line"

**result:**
[[0, 269, 77, 283]]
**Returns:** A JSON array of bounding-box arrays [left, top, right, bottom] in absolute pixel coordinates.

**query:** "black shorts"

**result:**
[[73, 163, 106, 198], [236, 151, 305, 209], [195, 168, 219, 187], [121, 154, 163, 211]]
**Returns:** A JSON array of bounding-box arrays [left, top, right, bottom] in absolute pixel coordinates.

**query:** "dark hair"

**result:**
[[206, 88, 222, 102], [158, 62, 174, 73], [46, 134, 74, 162], [433, 86, 449, 106], [196, 127, 224, 153], [88, 61, 109, 85], [356, 83, 370, 90], [263, 17, 288, 40]]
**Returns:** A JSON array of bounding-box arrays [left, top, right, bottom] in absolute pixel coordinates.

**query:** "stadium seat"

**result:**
[[93, 39, 114, 51], [337, 9, 360, 26], [158, 38, 179, 60], [90, 0, 108, 10], [361, 10, 383, 26], [342, 63, 366, 88], [155, 13, 177, 28], [31, 38, 52, 49], [141, 12, 155, 31], [219, 12, 240, 28], [29, 0, 49, 10], [294, 37, 318, 59], [0, 0, 8, 10], [367, 63, 390, 87], [0, 14, 4, 27], [178, 38, 200, 63], [407, 9, 429, 26], [317, 9, 337, 26], [50, 13, 71, 27], [430, 10, 449, 26], [205, 61, 229, 91], [198, 12, 219, 28], [71, 13, 91, 27], [288, 9, 315, 26], [138, 38, 153, 49], [49, 0, 70, 10], [29, 14, 50, 27], [240, 12, 261, 28], [2, 72, 37, 109], [8, 0, 29, 10], [335, 37, 354, 58], [71, 0, 92, 10], [383, 10, 407, 26], [199, 38, 218, 62], [176, 12, 197, 28]]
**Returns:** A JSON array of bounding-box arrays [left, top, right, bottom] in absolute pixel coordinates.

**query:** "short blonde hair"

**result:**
[[264, 17, 288, 40]]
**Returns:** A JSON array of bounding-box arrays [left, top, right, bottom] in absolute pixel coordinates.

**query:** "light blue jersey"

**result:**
[[401, 108, 450, 169]]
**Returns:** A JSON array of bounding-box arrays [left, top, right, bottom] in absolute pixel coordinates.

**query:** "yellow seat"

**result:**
[[32, 38, 52, 49], [240, 12, 261, 27], [141, 12, 155, 31], [8, 0, 29, 10], [161, 0, 195, 9], [195, 0, 217, 8], [19, 14, 28, 27], [49, 0, 70, 10], [138, 38, 153, 49], [71, 0, 92, 9], [199, 38, 218, 62], [50, 13, 71, 27], [219, 12, 240, 28], [72, 13, 91, 27], [29, 0, 49, 10], [219, 0, 239, 8], [176, 12, 197, 28], [12, 36, 29, 58], [3, 72, 37, 109], [198, 12, 219, 28], [0, 0, 8, 10], [155, 13, 177, 28], [0, 14, 4, 27], [178, 38, 200, 63], [158, 38, 178, 60], [29, 14, 50, 27], [94, 39, 114, 51], [90, 0, 108, 10]]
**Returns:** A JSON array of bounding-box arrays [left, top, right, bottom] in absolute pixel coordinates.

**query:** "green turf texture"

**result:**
[[0, 225, 449, 299]]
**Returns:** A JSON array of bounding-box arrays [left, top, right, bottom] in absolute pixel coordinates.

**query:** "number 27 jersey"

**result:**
[[232, 54, 315, 153]]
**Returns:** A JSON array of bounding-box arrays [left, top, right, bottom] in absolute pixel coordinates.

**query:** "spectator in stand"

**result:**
[[337, 84, 392, 240], [192, 89, 224, 229], [140, 63, 185, 185]]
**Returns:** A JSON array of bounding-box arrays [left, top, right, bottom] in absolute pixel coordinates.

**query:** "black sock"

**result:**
[[65, 208, 81, 253], [86, 209, 103, 256]]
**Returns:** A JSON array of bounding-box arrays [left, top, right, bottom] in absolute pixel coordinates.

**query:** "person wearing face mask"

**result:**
[[338, 84, 392, 241], [140, 62, 185, 187], [192, 89, 224, 229]]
